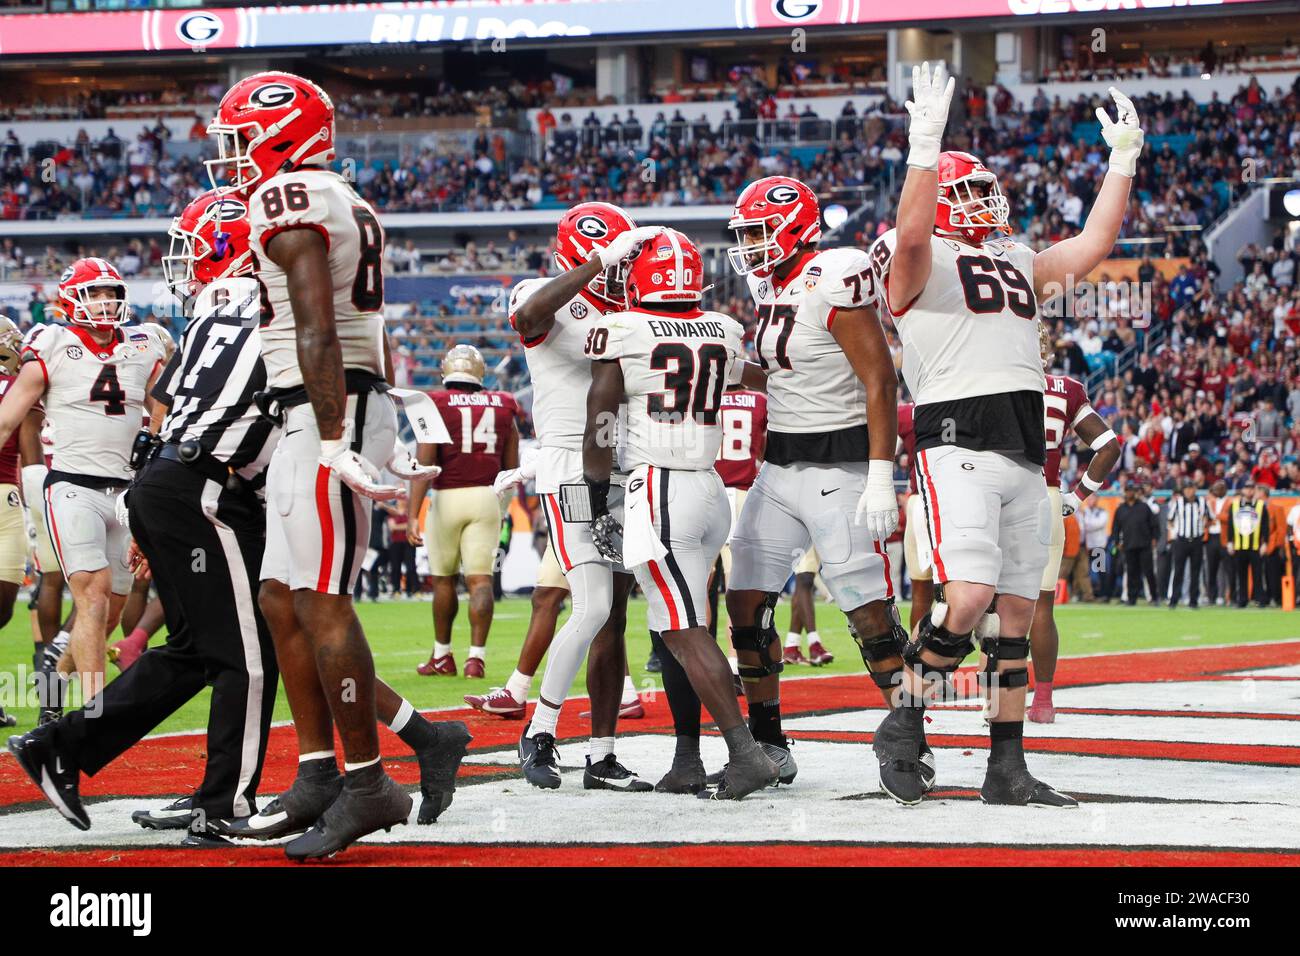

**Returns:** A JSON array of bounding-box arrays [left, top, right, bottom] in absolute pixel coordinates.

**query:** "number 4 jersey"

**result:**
[[583, 308, 745, 471], [23, 324, 164, 479], [249, 168, 386, 390], [871, 230, 1047, 464]]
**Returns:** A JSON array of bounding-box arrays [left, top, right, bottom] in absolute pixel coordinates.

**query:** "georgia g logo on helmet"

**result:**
[[574, 215, 610, 240], [59, 265, 75, 284], [247, 82, 297, 110], [764, 184, 801, 205]]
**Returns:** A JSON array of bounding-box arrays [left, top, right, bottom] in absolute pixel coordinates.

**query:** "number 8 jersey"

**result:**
[[249, 169, 386, 389], [584, 308, 745, 470]]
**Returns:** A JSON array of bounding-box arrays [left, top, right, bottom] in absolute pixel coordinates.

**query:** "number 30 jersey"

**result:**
[[249, 169, 386, 390], [23, 324, 163, 479], [871, 230, 1047, 464], [584, 308, 745, 471], [745, 246, 877, 465]]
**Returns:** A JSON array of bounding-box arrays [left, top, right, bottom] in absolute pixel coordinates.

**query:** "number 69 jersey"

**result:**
[[583, 309, 745, 471], [746, 246, 877, 465], [249, 168, 386, 390], [23, 324, 163, 479]]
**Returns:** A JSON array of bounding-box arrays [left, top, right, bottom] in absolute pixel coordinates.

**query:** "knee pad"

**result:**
[[901, 603, 975, 675], [979, 635, 1030, 690], [730, 592, 783, 682], [851, 622, 907, 688]]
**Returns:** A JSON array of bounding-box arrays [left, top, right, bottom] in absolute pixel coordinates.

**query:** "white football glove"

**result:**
[[594, 225, 665, 269], [492, 458, 537, 497], [320, 422, 402, 501], [855, 460, 900, 541], [21, 463, 46, 514], [115, 490, 131, 529], [387, 439, 440, 481], [905, 61, 955, 170], [1060, 489, 1082, 517], [1095, 86, 1144, 178]]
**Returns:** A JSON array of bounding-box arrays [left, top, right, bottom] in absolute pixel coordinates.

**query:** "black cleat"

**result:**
[[416, 721, 472, 824], [698, 745, 778, 801], [655, 755, 707, 795], [216, 771, 343, 841], [519, 726, 561, 789], [131, 795, 194, 830], [733, 673, 745, 696], [644, 649, 663, 673], [37, 707, 62, 728], [180, 829, 235, 848], [873, 707, 926, 806], [583, 754, 653, 792], [284, 771, 412, 861], [980, 761, 1078, 808], [0, 707, 15, 729], [705, 737, 797, 789], [7, 730, 89, 830]]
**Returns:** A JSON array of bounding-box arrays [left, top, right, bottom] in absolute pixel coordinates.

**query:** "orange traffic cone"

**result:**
[[1283, 575, 1295, 612]]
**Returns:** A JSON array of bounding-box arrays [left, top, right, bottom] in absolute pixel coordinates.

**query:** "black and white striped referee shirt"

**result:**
[[151, 277, 278, 483], [1168, 495, 1209, 540]]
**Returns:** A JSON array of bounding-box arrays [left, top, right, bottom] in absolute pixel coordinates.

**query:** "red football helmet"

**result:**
[[163, 190, 253, 298], [936, 151, 1010, 244], [727, 176, 821, 277], [552, 202, 638, 305], [626, 228, 704, 308], [206, 71, 335, 197], [54, 257, 130, 329]]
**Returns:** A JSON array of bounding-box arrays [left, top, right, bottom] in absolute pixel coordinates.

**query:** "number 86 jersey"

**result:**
[[584, 308, 745, 470], [249, 169, 386, 390]]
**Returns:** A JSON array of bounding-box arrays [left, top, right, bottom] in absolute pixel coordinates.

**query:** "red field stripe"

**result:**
[[2, 844, 1295, 868], [792, 730, 1300, 766]]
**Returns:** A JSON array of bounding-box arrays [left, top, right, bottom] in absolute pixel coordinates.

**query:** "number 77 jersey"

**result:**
[[584, 308, 746, 470], [249, 168, 386, 390]]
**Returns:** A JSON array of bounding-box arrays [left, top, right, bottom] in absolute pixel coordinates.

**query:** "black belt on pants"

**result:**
[[156, 442, 251, 496]]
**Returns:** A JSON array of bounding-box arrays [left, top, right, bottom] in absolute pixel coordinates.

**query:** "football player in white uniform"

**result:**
[[870, 63, 1142, 806], [207, 71, 465, 859], [723, 175, 908, 789], [504, 203, 663, 791], [0, 258, 164, 706], [582, 228, 780, 800]]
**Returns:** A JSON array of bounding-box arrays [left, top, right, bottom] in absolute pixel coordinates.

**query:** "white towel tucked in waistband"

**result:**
[[620, 464, 669, 570]]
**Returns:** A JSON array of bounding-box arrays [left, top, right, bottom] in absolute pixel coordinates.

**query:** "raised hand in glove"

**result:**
[[1095, 86, 1144, 178], [905, 60, 955, 171], [593, 225, 665, 269], [387, 439, 440, 480]]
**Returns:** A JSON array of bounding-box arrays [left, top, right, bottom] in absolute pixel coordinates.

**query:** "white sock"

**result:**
[[589, 736, 615, 762], [299, 750, 334, 763], [468, 645, 486, 661], [343, 756, 380, 772], [529, 701, 561, 737], [785, 632, 801, 649], [434, 641, 451, 659], [621, 675, 638, 705], [728, 656, 739, 675], [505, 669, 532, 702], [387, 698, 414, 733], [806, 630, 821, 647]]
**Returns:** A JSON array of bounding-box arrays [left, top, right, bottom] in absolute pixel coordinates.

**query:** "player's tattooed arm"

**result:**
[[512, 259, 603, 340], [829, 307, 897, 461], [0, 361, 46, 451], [267, 228, 348, 441], [582, 359, 624, 483]]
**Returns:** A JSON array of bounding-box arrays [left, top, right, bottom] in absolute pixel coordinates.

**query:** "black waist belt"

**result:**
[[157, 442, 253, 497], [268, 370, 389, 410], [46, 469, 130, 492]]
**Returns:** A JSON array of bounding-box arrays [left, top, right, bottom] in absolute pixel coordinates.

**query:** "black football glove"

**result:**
[[585, 476, 623, 563]]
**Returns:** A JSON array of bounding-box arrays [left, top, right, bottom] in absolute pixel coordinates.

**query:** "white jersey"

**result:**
[[871, 229, 1047, 463], [508, 278, 618, 451], [746, 246, 877, 464], [249, 168, 386, 389], [583, 308, 744, 471], [24, 324, 163, 479]]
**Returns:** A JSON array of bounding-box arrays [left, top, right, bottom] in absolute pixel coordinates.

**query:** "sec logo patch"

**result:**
[[570, 301, 589, 320], [65, 346, 83, 360]]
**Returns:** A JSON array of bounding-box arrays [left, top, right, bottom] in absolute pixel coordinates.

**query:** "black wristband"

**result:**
[[584, 476, 611, 517]]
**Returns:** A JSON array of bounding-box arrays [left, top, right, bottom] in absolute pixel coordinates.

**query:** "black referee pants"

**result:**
[[52, 458, 278, 821], [1169, 538, 1203, 607]]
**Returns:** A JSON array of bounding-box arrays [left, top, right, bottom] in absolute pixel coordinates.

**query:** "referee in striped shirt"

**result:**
[[7, 227, 280, 843], [1167, 481, 1209, 609]]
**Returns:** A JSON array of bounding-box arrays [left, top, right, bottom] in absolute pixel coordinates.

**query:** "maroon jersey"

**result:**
[[0, 374, 20, 485], [430, 387, 519, 490], [1043, 375, 1092, 487], [897, 402, 917, 494], [714, 389, 767, 490]]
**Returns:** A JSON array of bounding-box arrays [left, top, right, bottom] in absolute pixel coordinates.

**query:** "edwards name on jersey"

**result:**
[[248, 168, 386, 390], [584, 308, 745, 471], [871, 230, 1046, 464], [746, 246, 877, 465]]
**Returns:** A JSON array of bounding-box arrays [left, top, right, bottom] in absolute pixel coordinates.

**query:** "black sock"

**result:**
[[749, 698, 783, 747], [298, 755, 341, 783], [653, 631, 702, 739], [673, 735, 701, 764], [989, 720, 1025, 763], [395, 710, 437, 752], [344, 761, 384, 789]]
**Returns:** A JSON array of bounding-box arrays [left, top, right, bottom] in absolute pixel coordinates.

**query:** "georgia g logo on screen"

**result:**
[[176, 13, 224, 46], [772, 0, 822, 21]]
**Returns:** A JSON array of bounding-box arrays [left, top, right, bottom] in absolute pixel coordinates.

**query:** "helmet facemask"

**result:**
[[68, 282, 130, 330], [727, 214, 792, 277], [205, 120, 263, 196], [938, 169, 1010, 239]]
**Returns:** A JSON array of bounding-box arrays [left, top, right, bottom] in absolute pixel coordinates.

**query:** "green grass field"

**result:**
[[1, 595, 1296, 735]]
